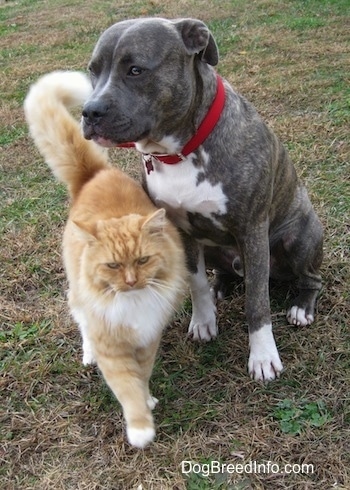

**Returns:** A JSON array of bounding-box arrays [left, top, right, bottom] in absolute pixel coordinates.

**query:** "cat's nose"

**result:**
[[126, 279, 137, 287], [125, 271, 137, 287]]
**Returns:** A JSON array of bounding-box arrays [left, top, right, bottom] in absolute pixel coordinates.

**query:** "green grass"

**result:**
[[0, 170, 67, 232], [272, 399, 331, 435], [1, 0, 349, 489], [0, 124, 26, 145]]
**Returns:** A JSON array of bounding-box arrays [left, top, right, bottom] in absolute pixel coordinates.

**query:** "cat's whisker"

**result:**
[[148, 289, 173, 313], [102, 286, 115, 298], [147, 285, 180, 314], [148, 283, 186, 310], [147, 278, 186, 294]]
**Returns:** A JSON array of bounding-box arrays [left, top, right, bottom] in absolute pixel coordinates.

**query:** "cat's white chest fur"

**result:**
[[145, 150, 228, 232], [75, 286, 174, 348]]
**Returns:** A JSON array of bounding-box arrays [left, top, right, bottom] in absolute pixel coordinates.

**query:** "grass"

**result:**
[[272, 399, 331, 436], [1, 0, 349, 488]]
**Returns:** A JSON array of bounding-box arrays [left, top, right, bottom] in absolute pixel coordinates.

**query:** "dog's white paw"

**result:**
[[147, 395, 159, 411], [188, 284, 217, 341], [249, 352, 283, 382], [248, 324, 283, 382], [127, 426, 155, 449], [188, 312, 218, 341], [287, 306, 314, 326]]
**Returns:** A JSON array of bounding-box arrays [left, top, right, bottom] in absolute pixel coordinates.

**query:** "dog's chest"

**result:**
[[144, 153, 228, 239]]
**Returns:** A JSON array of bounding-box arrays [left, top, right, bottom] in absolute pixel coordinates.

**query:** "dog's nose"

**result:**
[[82, 100, 109, 124]]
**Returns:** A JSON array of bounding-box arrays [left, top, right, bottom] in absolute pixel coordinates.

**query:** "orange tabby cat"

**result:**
[[24, 71, 188, 448]]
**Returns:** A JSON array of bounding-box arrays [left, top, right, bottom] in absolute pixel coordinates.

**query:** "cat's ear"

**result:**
[[71, 220, 98, 242], [142, 208, 167, 235]]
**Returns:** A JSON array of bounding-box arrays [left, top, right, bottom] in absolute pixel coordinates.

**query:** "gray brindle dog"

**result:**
[[82, 18, 323, 382]]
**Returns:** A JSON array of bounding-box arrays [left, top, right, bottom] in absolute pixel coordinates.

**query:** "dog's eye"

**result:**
[[127, 66, 143, 77], [88, 64, 97, 78]]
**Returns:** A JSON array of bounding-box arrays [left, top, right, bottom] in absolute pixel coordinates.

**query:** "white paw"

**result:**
[[248, 324, 283, 382], [82, 349, 96, 366], [127, 426, 155, 449], [287, 306, 314, 326], [147, 396, 159, 410], [188, 312, 218, 341], [248, 351, 283, 382]]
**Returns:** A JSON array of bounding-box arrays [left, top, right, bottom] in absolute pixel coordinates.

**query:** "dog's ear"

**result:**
[[174, 19, 219, 66]]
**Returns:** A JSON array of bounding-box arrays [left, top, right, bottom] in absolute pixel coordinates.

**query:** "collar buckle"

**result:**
[[177, 153, 186, 161]]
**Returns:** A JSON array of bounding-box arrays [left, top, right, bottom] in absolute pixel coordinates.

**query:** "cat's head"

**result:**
[[73, 208, 172, 293]]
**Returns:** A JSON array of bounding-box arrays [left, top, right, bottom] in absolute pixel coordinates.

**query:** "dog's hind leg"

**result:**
[[240, 222, 284, 382], [204, 246, 243, 300], [284, 208, 323, 326]]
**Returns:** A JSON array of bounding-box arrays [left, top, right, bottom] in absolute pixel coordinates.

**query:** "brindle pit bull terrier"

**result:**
[[82, 18, 323, 382]]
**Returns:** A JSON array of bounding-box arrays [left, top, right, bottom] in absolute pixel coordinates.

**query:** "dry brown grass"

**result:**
[[1, 0, 349, 489]]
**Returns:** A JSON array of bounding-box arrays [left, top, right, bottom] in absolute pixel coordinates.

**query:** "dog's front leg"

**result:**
[[186, 241, 217, 341], [241, 224, 283, 382]]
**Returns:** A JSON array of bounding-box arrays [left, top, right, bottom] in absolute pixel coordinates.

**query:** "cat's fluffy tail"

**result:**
[[24, 71, 109, 198]]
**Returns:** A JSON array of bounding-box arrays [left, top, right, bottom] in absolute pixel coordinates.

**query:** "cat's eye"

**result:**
[[107, 262, 120, 269], [137, 256, 149, 265]]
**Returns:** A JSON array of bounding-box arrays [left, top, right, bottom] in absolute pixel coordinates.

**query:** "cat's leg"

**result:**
[[97, 355, 155, 448], [68, 294, 96, 365], [73, 311, 96, 365], [80, 328, 96, 366], [146, 395, 159, 410], [135, 340, 160, 412], [96, 339, 160, 449]]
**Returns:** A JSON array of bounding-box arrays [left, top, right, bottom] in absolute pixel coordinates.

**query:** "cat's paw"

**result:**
[[82, 350, 96, 366], [127, 426, 155, 449], [147, 396, 159, 410]]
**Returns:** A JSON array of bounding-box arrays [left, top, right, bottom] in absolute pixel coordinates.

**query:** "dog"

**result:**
[[81, 18, 323, 382]]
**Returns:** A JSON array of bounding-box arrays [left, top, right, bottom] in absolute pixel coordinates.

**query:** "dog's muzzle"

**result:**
[[82, 99, 109, 127]]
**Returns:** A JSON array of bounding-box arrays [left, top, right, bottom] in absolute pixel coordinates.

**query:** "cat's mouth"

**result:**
[[122, 284, 143, 292], [108, 284, 144, 294]]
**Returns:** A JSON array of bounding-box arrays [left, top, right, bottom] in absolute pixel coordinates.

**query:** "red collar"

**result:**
[[117, 74, 225, 167]]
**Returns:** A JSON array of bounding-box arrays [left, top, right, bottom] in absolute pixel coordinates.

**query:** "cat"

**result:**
[[24, 71, 188, 449]]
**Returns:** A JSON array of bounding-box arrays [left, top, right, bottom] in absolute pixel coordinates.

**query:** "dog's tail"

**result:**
[[24, 71, 109, 199]]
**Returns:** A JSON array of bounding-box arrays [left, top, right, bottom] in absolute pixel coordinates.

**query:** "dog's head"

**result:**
[[82, 18, 219, 147]]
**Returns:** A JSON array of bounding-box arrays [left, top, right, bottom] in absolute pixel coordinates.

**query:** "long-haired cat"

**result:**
[[24, 71, 188, 448]]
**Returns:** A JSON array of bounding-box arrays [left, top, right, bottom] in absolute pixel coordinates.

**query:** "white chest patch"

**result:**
[[145, 150, 228, 233], [80, 285, 176, 347]]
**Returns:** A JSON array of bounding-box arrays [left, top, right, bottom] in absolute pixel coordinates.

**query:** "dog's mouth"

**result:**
[[82, 122, 116, 147], [83, 121, 151, 148], [81, 99, 153, 148], [91, 134, 117, 148]]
